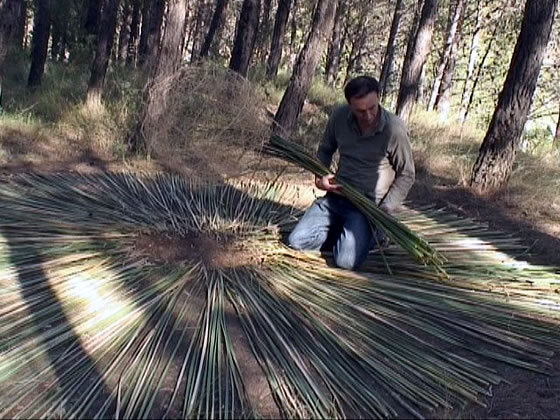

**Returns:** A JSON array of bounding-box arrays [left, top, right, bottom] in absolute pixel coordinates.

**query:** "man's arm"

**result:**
[[315, 110, 342, 193], [380, 120, 415, 212]]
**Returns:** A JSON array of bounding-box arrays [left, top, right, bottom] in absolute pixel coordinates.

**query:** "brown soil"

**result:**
[[132, 232, 260, 269]]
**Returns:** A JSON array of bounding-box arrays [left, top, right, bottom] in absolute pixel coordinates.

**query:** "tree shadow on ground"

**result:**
[[1, 170, 559, 419], [410, 162, 560, 269]]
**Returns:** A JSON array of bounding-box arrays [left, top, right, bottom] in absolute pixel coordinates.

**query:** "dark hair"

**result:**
[[344, 76, 380, 102]]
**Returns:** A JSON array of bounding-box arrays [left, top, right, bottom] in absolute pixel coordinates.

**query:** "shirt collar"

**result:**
[[346, 105, 387, 135]]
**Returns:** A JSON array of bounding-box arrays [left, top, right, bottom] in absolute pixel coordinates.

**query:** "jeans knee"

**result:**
[[287, 230, 307, 250], [334, 251, 360, 270]]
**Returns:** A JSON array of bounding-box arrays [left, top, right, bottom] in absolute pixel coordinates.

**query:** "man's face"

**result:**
[[348, 91, 379, 127]]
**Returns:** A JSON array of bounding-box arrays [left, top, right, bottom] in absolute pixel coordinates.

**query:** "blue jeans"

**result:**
[[288, 193, 377, 270]]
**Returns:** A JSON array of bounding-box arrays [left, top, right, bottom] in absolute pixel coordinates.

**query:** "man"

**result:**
[[288, 75, 415, 270]]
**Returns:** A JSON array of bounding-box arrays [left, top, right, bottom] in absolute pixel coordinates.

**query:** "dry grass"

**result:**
[[139, 62, 273, 180]]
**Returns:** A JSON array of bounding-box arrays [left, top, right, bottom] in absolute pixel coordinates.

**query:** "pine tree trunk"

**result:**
[[27, 0, 50, 88], [435, 0, 464, 120], [344, 11, 369, 84], [86, 0, 120, 104], [470, 0, 558, 194], [126, 0, 140, 66], [199, 0, 228, 58], [428, 0, 457, 111], [324, 0, 346, 87], [153, 0, 189, 78], [84, 0, 102, 36], [254, 0, 272, 60], [265, 0, 292, 79], [143, 0, 165, 68], [396, 0, 438, 121], [379, 0, 404, 99], [14, 0, 27, 48], [554, 102, 560, 149], [1, 0, 23, 109], [118, 0, 133, 63], [458, 0, 482, 123], [462, 17, 499, 125], [274, 0, 337, 134], [138, 0, 150, 65], [229, 0, 261, 77], [189, 0, 206, 60]]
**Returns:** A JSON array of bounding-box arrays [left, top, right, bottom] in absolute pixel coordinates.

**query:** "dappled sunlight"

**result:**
[[1, 172, 560, 418]]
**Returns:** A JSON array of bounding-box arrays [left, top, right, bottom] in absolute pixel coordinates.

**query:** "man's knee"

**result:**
[[287, 229, 308, 250], [334, 249, 365, 270]]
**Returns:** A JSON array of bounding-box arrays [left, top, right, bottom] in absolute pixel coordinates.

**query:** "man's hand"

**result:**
[[315, 174, 343, 194]]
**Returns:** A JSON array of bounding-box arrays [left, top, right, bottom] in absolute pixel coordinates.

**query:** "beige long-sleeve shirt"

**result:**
[[317, 104, 415, 210]]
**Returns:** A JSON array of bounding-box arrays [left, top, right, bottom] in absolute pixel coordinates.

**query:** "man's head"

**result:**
[[344, 76, 380, 128]]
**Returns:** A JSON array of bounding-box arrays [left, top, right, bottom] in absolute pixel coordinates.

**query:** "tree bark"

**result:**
[[0, 0, 23, 109], [14, 0, 27, 48], [137, 0, 150, 64], [84, 0, 102, 36], [189, 0, 206, 60], [142, 0, 165, 68], [118, 0, 133, 63], [152, 0, 189, 78], [379, 0, 404, 99], [554, 102, 560, 149], [470, 0, 558, 194], [27, 0, 50, 88], [427, 0, 463, 112], [324, 0, 346, 86], [265, 0, 292, 79], [274, 0, 337, 134], [126, 0, 140, 65], [344, 9, 370, 84], [86, 0, 120, 104], [434, 0, 465, 119], [462, 14, 500, 125], [254, 0, 272, 60], [229, 0, 261, 77], [458, 0, 482, 123], [396, 0, 438, 122], [199, 0, 228, 58]]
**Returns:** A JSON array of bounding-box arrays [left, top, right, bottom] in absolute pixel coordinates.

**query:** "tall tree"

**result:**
[[266, 0, 292, 79], [229, 0, 261, 77], [274, 0, 337, 133], [86, 0, 120, 104], [153, 0, 189, 77], [199, 0, 228, 58], [14, 0, 27, 48], [427, 0, 464, 112], [118, 0, 133, 62], [555, 101, 560, 149], [254, 0, 272, 60], [470, 0, 558, 194], [458, 0, 483, 123], [126, 0, 140, 65], [395, 0, 438, 121], [138, 0, 165, 67], [84, 0, 102, 37], [378, 0, 404, 99], [27, 0, 50, 88], [324, 0, 346, 86], [434, 0, 465, 120], [0, 0, 24, 109]]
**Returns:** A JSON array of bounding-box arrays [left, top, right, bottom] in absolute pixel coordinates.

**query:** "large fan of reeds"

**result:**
[[0, 171, 559, 419]]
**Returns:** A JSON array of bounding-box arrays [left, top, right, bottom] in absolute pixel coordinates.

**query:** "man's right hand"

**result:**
[[314, 174, 343, 194]]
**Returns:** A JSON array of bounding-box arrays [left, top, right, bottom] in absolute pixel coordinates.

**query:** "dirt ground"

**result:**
[[1, 150, 559, 419]]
